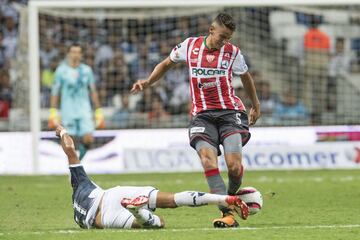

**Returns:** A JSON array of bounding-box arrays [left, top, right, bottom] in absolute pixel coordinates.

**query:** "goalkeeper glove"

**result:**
[[48, 108, 60, 129], [95, 108, 105, 129]]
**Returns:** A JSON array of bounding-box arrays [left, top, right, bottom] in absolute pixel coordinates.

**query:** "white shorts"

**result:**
[[100, 186, 158, 229]]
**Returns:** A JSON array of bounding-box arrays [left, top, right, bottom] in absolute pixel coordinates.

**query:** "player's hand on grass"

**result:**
[[249, 105, 260, 126], [130, 79, 149, 94], [48, 108, 60, 129], [95, 108, 105, 129]]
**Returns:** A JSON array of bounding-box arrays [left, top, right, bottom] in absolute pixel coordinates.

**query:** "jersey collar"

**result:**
[[204, 36, 217, 52]]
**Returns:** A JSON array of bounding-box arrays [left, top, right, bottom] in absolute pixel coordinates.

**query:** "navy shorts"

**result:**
[[188, 109, 251, 156], [70, 166, 98, 228]]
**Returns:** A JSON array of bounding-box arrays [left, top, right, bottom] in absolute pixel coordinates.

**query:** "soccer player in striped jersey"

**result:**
[[56, 125, 248, 229], [131, 13, 260, 228]]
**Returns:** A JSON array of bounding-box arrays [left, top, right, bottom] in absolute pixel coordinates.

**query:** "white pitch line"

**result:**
[[1, 224, 360, 235], [254, 176, 360, 183]]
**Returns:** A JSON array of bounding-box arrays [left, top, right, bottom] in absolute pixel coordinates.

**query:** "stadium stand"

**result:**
[[1, 2, 360, 131]]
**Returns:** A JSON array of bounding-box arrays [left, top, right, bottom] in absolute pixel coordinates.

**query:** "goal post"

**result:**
[[28, 2, 40, 174], [26, 0, 360, 173]]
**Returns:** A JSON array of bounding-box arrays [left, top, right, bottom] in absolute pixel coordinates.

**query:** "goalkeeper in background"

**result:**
[[48, 43, 104, 160]]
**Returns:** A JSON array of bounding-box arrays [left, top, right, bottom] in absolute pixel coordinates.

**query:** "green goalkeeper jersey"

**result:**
[[51, 61, 95, 120]]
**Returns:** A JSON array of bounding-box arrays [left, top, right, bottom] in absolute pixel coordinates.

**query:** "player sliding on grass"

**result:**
[[55, 125, 248, 229], [131, 12, 260, 228]]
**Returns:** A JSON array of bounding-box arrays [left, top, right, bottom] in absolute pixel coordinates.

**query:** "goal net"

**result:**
[[12, 1, 360, 131]]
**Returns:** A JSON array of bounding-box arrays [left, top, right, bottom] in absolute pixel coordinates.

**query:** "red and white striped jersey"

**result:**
[[170, 36, 248, 116]]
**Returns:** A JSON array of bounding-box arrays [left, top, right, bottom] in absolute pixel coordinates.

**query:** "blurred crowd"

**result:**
[[1, 0, 359, 129], [0, 0, 22, 122], [37, 12, 314, 128], [37, 14, 214, 128]]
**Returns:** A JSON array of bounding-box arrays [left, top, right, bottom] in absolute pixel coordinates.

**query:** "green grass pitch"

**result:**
[[1, 170, 360, 240]]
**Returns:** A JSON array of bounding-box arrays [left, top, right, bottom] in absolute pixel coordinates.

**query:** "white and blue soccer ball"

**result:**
[[237, 186, 263, 215]]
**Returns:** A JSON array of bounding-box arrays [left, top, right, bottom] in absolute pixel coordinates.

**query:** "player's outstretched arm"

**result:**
[[130, 57, 176, 94], [240, 72, 261, 126], [55, 125, 80, 165]]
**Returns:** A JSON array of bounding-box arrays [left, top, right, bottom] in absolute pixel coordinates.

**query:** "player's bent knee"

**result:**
[[198, 148, 213, 158], [198, 150, 217, 170], [202, 161, 218, 171], [199, 155, 217, 170]]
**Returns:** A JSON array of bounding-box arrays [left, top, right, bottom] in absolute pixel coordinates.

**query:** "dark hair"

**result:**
[[214, 12, 236, 31], [67, 43, 83, 53]]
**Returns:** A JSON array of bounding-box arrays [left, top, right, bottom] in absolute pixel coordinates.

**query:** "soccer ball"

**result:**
[[237, 187, 263, 215]]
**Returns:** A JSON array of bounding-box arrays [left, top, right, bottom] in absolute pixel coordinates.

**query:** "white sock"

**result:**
[[69, 163, 82, 168], [137, 208, 162, 227], [174, 191, 229, 207]]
